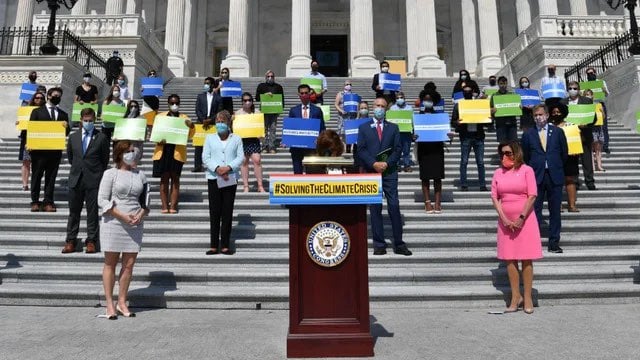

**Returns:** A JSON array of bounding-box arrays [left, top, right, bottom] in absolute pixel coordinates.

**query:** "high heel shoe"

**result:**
[[97, 312, 118, 320], [524, 308, 534, 314], [116, 304, 136, 318], [504, 298, 523, 313]]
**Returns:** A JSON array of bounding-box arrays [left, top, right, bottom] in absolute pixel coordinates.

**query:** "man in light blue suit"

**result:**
[[357, 96, 412, 256], [287, 84, 325, 174]]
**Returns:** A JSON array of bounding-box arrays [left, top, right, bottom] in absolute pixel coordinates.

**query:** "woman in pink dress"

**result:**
[[491, 140, 542, 314]]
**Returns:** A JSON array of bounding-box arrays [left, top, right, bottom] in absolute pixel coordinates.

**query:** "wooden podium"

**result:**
[[269, 164, 381, 358]]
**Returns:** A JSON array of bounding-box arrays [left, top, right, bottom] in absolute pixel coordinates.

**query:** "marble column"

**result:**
[[537, 0, 558, 16], [413, 0, 446, 77], [71, 0, 88, 15], [569, 0, 588, 15], [405, 0, 418, 74], [15, 0, 35, 28], [164, 0, 186, 76], [461, 0, 478, 74], [182, 0, 193, 75], [516, 0, 531, 34], [221, 0, 251, 77], [105, 0, 125, 14], [476, 0, 502, 77], [350, 0, 379, 77], [126, 0, 137, 14], [286, 0, 311, 76]]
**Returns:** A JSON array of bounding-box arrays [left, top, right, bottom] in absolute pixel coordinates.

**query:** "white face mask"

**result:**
[[170, 104, 179, 112], [83, 77, 91, 83], [123, 150, 137, 166], [568, 89, 579, 97], [381, 67, 389, 73], [112, 91, 120, 98]]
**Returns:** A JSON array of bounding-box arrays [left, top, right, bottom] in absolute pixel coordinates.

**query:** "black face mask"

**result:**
[[587, 73, 596, 81], [49, 96, 61, 105], [463, 91, 473, 100], [548, 69, 556, 77], [29, 76, 37, 82], [489, 79, 496, 86], [549, 114, 564, 125]]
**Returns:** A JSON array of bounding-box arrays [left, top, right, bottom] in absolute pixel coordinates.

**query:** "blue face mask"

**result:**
[[373, 107, 385, 120], [82, 121, 94, 132], [203, 84, 211, 91], [396, 98, 405, 106], [216, 122, 229, 135]]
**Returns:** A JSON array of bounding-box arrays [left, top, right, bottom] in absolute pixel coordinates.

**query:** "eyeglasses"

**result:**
[[501, 151, 514, 158], [568, 87, 579, 90]]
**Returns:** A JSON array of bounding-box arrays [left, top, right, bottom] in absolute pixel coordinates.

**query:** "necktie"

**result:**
[[82, 131, 90, 155], [539, 127, 547, 151], [50, 107, 56, 120], [376, 121, 383, 141], [302, 106, 308, 119]]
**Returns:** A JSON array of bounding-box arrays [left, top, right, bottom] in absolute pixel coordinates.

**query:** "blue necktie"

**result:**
[[82, 131, 90, 155]]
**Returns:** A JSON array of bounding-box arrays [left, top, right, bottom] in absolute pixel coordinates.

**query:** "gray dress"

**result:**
[[98, 168, 149, 253]]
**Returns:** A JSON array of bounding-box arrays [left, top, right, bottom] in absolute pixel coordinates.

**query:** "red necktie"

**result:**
[[376, 121, 382, 141]]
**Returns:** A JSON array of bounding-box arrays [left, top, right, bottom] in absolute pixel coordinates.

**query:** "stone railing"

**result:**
[[33, 13, 166, 62], [501, 15, 627, 65]]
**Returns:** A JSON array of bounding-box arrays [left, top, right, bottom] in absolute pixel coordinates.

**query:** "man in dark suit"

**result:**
[[63, 108, 110, 254], [29, 87, 70, 212], [522, 104, 569, 253], [561, 81, 597, 190], [357, 96, 412, 256], [287, 84, 326, 174], [371, 60, 397, 105], [194, 77, 222, 172]]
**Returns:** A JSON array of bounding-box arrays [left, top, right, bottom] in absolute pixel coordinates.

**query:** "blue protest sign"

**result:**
[[541, 82, 565, 99], [282, 117, 321, 149], [452, 91, 464, 104], [379, 73, 401, 91], [414, 113, 451, 142], [514, 88, 541, 107], [220, 80, 242, 98], [343, 93, 361, 113], [433, 99, 445, 113], [344, 118, 370, 145], [141, 77, 164, 96], [19, 83, 38, 101]]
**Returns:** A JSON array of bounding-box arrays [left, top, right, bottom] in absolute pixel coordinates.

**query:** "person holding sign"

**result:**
[[585, 67, 611, 154], [481, 75, 499, 98], [194, 77, 223, 172], [548, 103, 581, 213], [452, 84, 488, 192], [152, 94, 196, 214], [101, 84, 126, 140], [490, 76, 520, 143], [561, 81, 597, 191], [63, 108, 110, 254], [357, 96, 412, 256], [305, 60, 328, 104], [17, 92, 46, 191], [286, 84, 326, 174], [584, 89, 606, 172], [334, 79, 357, 150], [203, 110, 244, 255], [541, 64, 565, 107], [521, 105, 568, 253], [214, 67, 235, 114], [389, 91, 415, 172], [371, 61, 397, 105], [234, 93, 266, 193], [452, 69, 480, 98], [21, 71, 40, 106], [255, 70, 284, 153], [516, 76, 539, 132]]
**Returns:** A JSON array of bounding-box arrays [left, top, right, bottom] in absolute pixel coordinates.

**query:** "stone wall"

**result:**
[[602, 56, 640, 132]]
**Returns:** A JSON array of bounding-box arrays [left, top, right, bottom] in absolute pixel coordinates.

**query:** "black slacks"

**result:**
[[30, 150, 62, 205], [207, 180, 237, 249], [66, 178, 100, 245]]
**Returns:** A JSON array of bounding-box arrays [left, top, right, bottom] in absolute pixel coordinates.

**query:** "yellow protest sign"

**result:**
[[595, 103, 604, 126], [192, 124, 217, 146], [16, 106, 38, 131], [26, 121, 66, 150], [458, 99, 491, 123], [233, 113, 265, 138], [562, 124, 583, 155]]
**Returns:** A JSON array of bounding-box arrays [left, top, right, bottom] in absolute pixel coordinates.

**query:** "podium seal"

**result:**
[[306, 221, 351, 267]]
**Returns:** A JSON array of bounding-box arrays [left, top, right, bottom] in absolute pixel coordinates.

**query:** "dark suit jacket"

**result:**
[[195, 91, 223, 123], [67, 128, 110, 189], [356, 119, 402, 179], [288, 104, 326, 130], [521, 124, 568, 186], [560, 96, 596, 144], [371, 73, 397, 100]]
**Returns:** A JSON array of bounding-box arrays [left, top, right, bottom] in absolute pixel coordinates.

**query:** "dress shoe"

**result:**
[[85, 242, 97, 254], [479, 186, 488, 192], [43, 204, 56, 212], [548, 247, 563, 253], [30, 203, 41, 212], [460, 186, 468, 192], [191, 167, 204, 173], [373, 248, 387, 255], [587, 185, 597, 191], [393, 246, 413, 256], [206, 248, 219, 255], [62, 242, 78, 254]]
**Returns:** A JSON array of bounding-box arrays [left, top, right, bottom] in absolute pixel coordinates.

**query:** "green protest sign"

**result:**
[[101, 104, 127, 123], [579, 80, 605, 100], [567, 104, 597, 125], [259, 93, 283, 114], [636, 111, 640, 134], [301, 77, 323, 93], [493, 94, 522, 117], [386, 110, 414, 132], [484, 88, 498, 97], [72, 103, 99, 122], [113, 118, 146, 141], [319, 105, 331, 121], [149, 115, 189, 145]]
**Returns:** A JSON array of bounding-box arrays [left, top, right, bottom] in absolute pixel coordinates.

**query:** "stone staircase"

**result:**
[[1, 78, 640, 309]]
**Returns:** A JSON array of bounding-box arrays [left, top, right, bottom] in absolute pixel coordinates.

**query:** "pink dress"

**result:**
[[491, 164, 542, 260]]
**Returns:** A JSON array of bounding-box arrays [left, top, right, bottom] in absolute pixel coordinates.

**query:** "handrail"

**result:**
[[564, 31, 634, 83]]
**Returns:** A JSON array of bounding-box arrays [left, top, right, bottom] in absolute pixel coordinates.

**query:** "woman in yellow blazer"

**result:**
[[152, 94, 195, 213]]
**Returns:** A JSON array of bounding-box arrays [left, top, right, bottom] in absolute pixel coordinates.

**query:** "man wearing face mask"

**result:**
[[452, 84, 488, 192], [194, 77, 223, 172], [561, 81, 597, 190], [357, 96, 411, 256], [541, 64, 566, 107], [29, 87, 70, 212], [521, 105, 568, 253], [286, 84, 326, 174], [371, 61, 397, 105], [389, 91, 414, 172], [105, 50, 124, 86], [305, 60, 328, 105], [490, 76, 519, 143], [63, 108, 110, 254], [21, 71, 40, 106], [481, 75, 499, 98], [452, 69, 480, 97], [255, 70, 285, 153]]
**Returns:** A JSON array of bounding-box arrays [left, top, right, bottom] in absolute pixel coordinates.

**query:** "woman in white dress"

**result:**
[[98, 140, 150, 319]]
